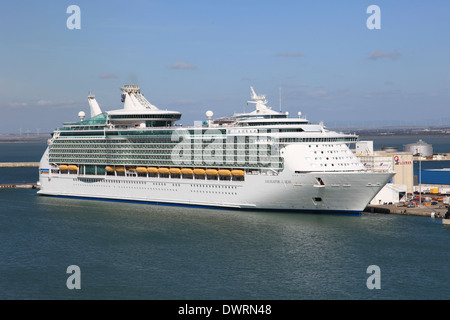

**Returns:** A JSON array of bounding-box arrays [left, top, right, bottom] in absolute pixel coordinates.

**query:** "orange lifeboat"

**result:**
[[205, 169, 218, 176], [231, 169, 245, 177], [115, 167, 125, 172], [59, 164, 69, 171], [68, 165, 78, 171], [105, 166, 114, 172], [169, 168, 181, 174], [158, 168, 170, 174], [136, 167, 148, 174], [193, 168, 206, 175], [218, 169, 231, 176], [147, 167, 158, 174], [181, 168, 194, 175]]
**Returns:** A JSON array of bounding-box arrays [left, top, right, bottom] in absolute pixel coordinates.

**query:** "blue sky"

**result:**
[[0, 0, 449, 134]]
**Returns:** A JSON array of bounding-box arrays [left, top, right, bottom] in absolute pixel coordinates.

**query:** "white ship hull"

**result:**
[[37, 85, 395, 215], [38, 149, 393, 214]]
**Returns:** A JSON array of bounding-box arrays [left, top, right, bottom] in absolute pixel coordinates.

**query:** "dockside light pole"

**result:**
[[416, 148, 422, 207], [419, 155, 422, 207]]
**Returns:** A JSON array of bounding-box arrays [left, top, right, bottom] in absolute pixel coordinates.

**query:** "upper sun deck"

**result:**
[[59, 85, 181, 131], [56, 85, 357, 143], [210, 86, 309, 127], [204, 87, 356, 140]]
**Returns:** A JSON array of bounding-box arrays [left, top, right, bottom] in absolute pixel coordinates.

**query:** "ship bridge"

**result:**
[[212, 86, 309, 127]]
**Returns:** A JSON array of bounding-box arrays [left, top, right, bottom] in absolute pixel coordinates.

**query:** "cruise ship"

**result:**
[[38, 85, 394, 214]]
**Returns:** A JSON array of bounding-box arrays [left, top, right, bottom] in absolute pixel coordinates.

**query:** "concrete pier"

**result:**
[[0, 162, 40, 167], [365, 204, 448, 218]]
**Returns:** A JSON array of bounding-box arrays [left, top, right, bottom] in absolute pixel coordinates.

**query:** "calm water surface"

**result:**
[[0, 140, 448, 300]]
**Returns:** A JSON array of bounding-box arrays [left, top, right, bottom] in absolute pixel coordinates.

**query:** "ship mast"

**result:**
[[247, 86, 271, 113]]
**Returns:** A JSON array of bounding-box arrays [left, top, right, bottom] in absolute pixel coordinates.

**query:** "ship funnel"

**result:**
[[120, 85, 159, 111], [88, 93, 102, 118]]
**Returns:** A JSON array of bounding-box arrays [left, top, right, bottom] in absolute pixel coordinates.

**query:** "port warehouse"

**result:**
[[418, 170, 450, 194], [354, 140, 450, 205], [420, 169, 450, 186]]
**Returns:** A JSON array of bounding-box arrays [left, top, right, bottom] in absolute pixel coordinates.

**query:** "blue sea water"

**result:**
[[0, 140, 449, 300]]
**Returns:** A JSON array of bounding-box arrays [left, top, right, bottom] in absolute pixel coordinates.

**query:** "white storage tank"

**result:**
[[403, 139, 433, 157], [381, 146, 399, 152]]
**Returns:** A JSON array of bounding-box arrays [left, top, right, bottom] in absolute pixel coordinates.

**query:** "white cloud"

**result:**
[[364, 89, 402, 99], [6, 99, 79, 109], [36, 100, 76, 107], [308, 90, 330, 99], [100, 73, 118, 79], [367, 50, 401, 60], [163, 99, 197, 107], [168, 62, 196, 70], [282, 82, 309, 88], [7, 102, 28, 108], [276, 52, 303, 57]]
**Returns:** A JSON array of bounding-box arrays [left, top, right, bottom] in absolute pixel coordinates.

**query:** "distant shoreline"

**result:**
[[359, 134, 450, 139], [0, 139, 48, 144], [0, 130, 449, 143], [0, 134, 49, 144]]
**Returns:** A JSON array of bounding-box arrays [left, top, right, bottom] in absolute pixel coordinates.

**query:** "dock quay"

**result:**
[[365, 204, 448, 218], [413, 153, 450, 161], [0, 162, 40, 167]]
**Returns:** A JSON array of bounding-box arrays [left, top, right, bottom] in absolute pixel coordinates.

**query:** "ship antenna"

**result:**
[[279, 84, 282, 112]]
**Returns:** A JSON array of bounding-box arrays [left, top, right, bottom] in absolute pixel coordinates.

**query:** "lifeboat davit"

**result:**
[[218, 169, 231, 176], [59, 164, 69, 171], [136, 167, 147, 173], [169, 168, 181, 174], [231, 169, 245, 177], [206, 169, 218, 176], [158, 168, 170, 174], [181, 168, 194, 175], [147, 167, 158, 174], [68, 165, 78, 171], [193, 168, 206, 175]]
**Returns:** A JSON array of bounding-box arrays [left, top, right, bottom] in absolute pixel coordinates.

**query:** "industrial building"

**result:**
[[355, 139, 450, 206], [415, 169, 450, 194], [355, 141, 413, 205]]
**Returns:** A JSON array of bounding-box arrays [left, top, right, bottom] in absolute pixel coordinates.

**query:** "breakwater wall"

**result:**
[[0, 162, 40, 167]]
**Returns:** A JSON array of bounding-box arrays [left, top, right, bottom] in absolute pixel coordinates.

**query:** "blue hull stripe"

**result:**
[[38, 194, 362, 216]]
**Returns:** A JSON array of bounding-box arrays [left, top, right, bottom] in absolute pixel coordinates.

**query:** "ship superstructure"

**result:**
[[38, 85, 394, 214]]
